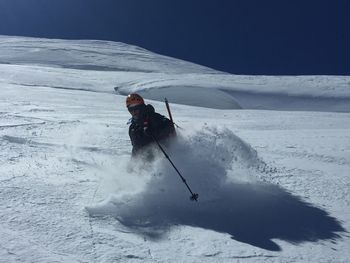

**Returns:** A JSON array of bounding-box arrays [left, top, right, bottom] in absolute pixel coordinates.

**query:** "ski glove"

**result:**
[[143, 126, 152, 137]]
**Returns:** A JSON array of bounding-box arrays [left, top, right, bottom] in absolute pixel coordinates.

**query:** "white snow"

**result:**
[[0, 35, 349, 262]]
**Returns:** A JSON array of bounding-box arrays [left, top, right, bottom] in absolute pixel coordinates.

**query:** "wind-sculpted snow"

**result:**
[[137, 86, 242, 109], [86, 126, 345, 251]]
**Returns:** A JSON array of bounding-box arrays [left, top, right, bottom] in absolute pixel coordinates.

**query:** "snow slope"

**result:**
[[0, 35, 350, 262]]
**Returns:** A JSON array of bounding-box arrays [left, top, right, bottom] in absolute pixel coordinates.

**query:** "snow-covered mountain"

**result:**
[[0, 35, 349, 262], [1, 35, 349, 111]]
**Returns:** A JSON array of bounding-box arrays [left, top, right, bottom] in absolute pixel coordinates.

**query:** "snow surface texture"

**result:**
[[0, 35, 350, 262]]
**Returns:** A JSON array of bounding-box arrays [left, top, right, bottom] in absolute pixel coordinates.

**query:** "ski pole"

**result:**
[[164, 98, 177, 133], [151, 134, 199, 201]]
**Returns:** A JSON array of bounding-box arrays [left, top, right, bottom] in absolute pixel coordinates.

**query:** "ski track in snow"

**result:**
[[0, 35, 350, 262]]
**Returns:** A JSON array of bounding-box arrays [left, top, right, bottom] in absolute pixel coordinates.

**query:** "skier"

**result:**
[[126, 93, 175, 157], [125, 94, 198, 201]]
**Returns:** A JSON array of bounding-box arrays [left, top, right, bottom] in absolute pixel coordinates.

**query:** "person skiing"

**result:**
[[126, 93, 175, 157]]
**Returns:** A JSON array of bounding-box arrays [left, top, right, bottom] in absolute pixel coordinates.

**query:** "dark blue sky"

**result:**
[[0, 0, 349, 75]]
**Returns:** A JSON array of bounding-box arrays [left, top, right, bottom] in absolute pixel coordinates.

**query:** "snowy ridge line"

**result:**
[[118, 85, 243, 109], [116, 79, 350, 111], [0, 35, 217, 74], [117, 77, 350, 100], [118, 82, 350, 109]]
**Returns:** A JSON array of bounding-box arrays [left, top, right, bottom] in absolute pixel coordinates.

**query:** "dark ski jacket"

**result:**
[[129, 104, 175, 156]]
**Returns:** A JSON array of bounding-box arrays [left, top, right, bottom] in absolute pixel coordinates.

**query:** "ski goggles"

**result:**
[[127, 104, 144, 113]]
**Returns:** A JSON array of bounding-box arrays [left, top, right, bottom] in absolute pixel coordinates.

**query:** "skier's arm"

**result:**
[[149, 114, 175, 140]]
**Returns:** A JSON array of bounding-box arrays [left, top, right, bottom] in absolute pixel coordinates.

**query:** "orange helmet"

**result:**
[[126, 93, 144, 108]]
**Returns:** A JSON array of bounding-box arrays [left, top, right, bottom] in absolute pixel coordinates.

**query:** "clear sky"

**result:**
[[0, 0, 349, 75]]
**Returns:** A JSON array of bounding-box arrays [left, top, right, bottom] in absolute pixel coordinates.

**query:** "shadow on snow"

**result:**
[[117, 180, 346, 251]]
